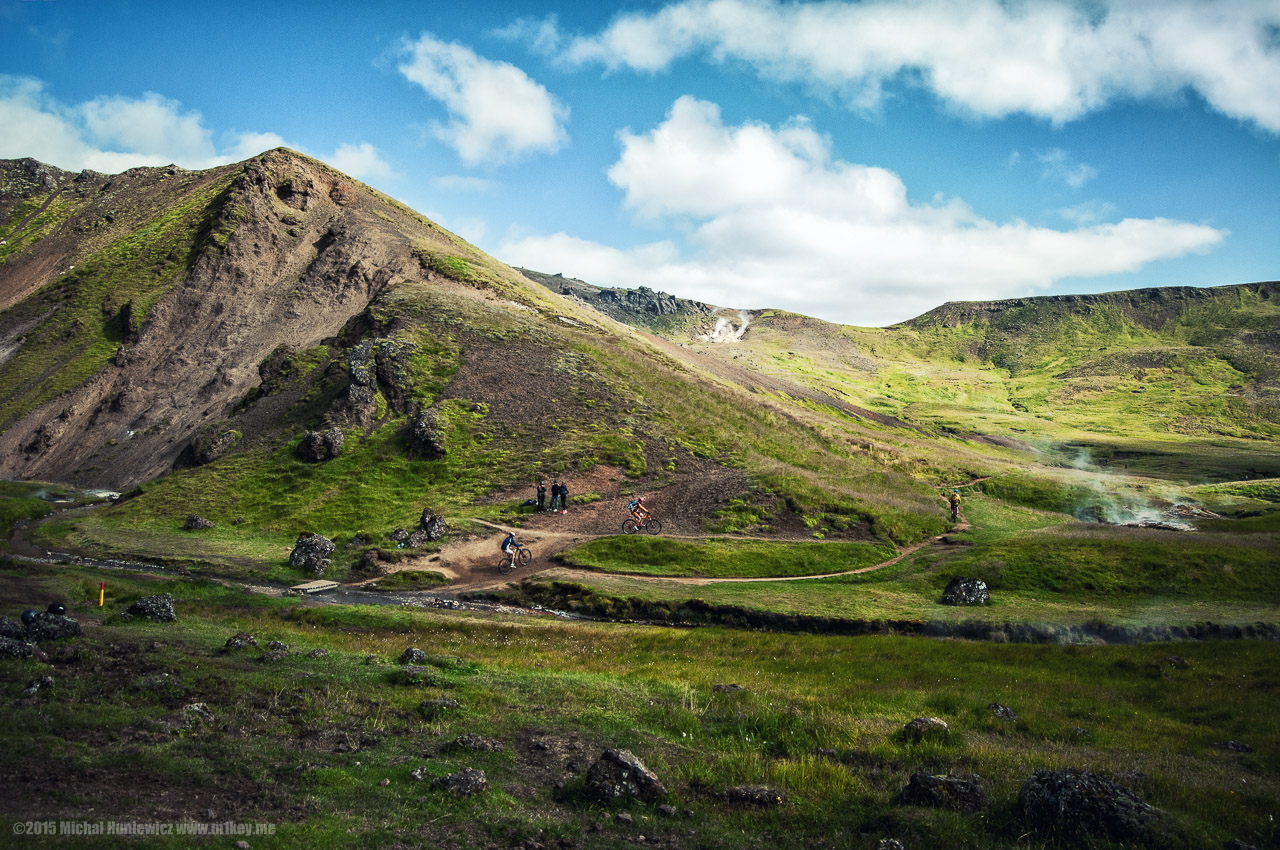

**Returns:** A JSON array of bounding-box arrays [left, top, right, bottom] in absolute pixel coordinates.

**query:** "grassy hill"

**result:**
[[1, 151, 1278, 849]]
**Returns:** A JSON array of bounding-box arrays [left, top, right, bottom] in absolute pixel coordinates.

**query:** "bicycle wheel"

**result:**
[[498, 554, 514, 575], [517, 547, 532, 567], [645, 518, 663, 535], [622, 519, 639, 534]]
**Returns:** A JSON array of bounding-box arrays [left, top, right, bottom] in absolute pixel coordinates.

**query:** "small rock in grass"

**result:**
[[399, 647, 428, 665], [901, 716, 949, 741], [448, 733, 503, 753], [725, 785, 786, 808], [896, 772, 990, 813], [307, 648, 329, 658], [431, 767, 488, 797], [225, 631, 258, 649], [584, 749, 667, 803], [616, 812, 634, 825], [988, 702, 1017, 721], [125, 594, 177, 622]]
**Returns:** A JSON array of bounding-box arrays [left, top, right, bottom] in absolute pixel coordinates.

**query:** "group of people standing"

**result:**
[[536, 478, 571, 514]]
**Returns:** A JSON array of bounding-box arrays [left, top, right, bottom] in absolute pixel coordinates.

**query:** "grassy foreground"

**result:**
[[1, 561, 1277, 849]]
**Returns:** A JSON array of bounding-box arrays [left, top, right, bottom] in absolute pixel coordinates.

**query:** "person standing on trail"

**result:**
[[559, 480, 570, 514], [549, 479, 561, 511], [948, 489, 962, 522], [536, 480, 547, 513]]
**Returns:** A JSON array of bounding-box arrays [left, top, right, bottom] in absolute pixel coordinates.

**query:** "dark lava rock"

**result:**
[[901, 716, 949, 741], [225, 631, 258, 650], [419, 508, 448, 541], [988, 702, 1018, 721], [657, 804, 677, 817], [876, 841, 906, 850], [0, 636, 36, 659], [183, 427, 240, 466], [431, 767, 489, 797], [406, 530, 432, 548], [399, 647, 428, 665], [387, 527, 411, 545], [1017, 768, 1161, 843], [23, 612, 82, 641], [725, 785, 787, 808], [125, 593, 177, 622], [418, 698, 461, 719], [298, 427, 344, 462], [408, 408, 446, 459], [712, 683, 746, 693], [0, 616, 28, 640], [941, 576, 989, 605], [307, 648, 329, 658], [448, 733, 503, 753], [184, 514, 214, 530], [897, 772, 989, 813], [584, 749, 667, 803], [289, 533, 335, 576], [1214, 740, 1253, 753]]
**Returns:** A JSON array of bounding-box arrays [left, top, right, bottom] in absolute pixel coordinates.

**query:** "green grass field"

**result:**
[[1, 561, 1276, 849]]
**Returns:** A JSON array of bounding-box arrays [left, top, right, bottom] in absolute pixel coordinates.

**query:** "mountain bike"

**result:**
[[622, 516, 663, 535], [498, 544, 532, 575]]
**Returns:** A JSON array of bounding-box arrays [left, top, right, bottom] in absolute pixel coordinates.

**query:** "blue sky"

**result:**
[[2, 0, 1278, 326]]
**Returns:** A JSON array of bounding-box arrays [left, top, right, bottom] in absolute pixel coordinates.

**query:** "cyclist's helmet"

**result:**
[[637, 497, 645, 503]]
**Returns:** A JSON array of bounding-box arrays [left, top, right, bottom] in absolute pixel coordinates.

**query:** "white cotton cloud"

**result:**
[[398, 32, 568, 166], [500, 97, 1225, 327], [0, 75, 392, 181], [559, 0, 1280, 132], [328, 142, 398, 182]]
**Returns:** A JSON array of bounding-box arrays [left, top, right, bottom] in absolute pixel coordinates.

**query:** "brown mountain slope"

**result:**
[[0, 149, 597, 488]]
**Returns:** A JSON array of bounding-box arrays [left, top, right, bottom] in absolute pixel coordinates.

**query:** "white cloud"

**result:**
[[492, 15, 564, 55], [328, 142, 398, 182], [0, 76, 392, 181], [398, 32, 569, 166], [1037, 148, 1098, 188], [559, 0, 1280, 132], [500, 97, 1225, 327]]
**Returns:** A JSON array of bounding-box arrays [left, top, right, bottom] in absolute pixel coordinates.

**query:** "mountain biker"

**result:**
[[500, 531, 520, 559], [628, 496, 651, 525], [948, 489, 962, 522]]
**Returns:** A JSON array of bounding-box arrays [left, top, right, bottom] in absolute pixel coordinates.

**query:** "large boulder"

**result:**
[[289, 533, 335, 575], [897, 772, 989, 813], [298, 428, 344, 462], [125, 593, 177, 622], [941, 576, 989, 605], [1017, 768, 1161, 843], [0, 616, 26, 640], [0, 636, 36, 659], [418, 509, 448, 541], [23, 612, 82, 641], [408, 408, 446, 459], [184, 514, 214, 530], [584, 749, 667, 803]]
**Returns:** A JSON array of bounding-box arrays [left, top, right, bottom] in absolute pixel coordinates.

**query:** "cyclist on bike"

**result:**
[[500, 531, 520, 559], [627, 496, 651, 526]]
